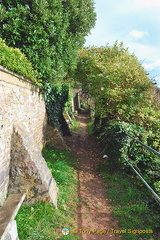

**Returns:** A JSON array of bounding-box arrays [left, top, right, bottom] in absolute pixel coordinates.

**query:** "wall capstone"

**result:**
[[0, 193, 25, 240]]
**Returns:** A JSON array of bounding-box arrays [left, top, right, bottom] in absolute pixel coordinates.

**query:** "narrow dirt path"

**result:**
[[65, 111, 122, 240]]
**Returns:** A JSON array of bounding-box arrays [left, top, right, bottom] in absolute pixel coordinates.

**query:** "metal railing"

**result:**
[[124, 133, 160, 204], [126, 133, 160, 158]]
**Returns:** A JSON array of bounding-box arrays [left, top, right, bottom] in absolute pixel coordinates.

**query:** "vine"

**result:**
[[44, 82, 71, 136]]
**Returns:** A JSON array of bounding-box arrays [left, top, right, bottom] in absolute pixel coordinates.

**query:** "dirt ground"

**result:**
[[65, 110, 122, 240]]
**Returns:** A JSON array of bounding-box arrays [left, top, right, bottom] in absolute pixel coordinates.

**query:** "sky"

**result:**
[[85, 0, 160, 86]]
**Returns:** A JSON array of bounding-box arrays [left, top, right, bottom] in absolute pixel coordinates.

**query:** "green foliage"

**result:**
[[44, 82, 69, 134], [0, 38, 40, 84], [75, 42, 160, 204], [87, 121, 95, 135], [0, 0, 96, 136], [70, 119, 79, 134], [42, 146, 77, 187], [42, 146, 79, 230], [99, 121, 160, 191], [75, 43, 160, 130], [98, 169, 160, 240], [16, 146, 80, 240], [93, 109, 159, 198], [0, 0, 96, 83]]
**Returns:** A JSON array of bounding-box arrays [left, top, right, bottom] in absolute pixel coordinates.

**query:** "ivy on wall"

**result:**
[[44, 83, 71, 136]]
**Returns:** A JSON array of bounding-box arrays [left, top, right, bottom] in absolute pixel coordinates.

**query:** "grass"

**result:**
[[16, 145, 81, 240], [16, 120, 160, 240], [87, 117, 160, 240], [97, 160, 160, 240], [87, 121, 95, 135], [70, 119, 80, 134]]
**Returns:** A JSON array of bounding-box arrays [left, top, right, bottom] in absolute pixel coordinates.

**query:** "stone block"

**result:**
[[0, 180, 9, 207], [8, 124, 58, 206], [4, 220, 19, 240], [45, 124, 67, 150], [0, 193, 25, 240], [48, 178, 59, 209], [0, 171, 4, 186]]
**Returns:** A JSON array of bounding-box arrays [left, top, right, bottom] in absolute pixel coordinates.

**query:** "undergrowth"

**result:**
[[16, 146, 80, 240], [97, 160, 160, 240]]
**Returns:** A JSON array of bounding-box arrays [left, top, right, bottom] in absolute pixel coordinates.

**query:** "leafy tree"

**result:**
[[0, 0, 96, 135], [75, 43, 160, 200], [0, 0, 96, 83], [75, 43, 160, 130]]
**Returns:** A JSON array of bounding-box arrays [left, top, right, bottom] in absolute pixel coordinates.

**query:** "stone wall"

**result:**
[[0, 65, 58, 207]]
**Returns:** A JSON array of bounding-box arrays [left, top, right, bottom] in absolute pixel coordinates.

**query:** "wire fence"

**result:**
[[125, 133, 160, 204]]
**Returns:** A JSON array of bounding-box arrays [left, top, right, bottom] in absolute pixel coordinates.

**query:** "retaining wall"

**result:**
[[0, 65, 58, 207]]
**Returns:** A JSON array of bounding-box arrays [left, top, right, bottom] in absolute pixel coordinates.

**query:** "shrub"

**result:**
[[98, 121, 160, 193], [0, 38, 40, 84]]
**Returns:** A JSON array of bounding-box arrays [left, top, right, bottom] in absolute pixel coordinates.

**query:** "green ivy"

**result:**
[[44, 82, 69, 135]]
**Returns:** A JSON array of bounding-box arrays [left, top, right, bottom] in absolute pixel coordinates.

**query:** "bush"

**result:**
[[0, 38, 40, 84], [98, 121, 160, 192]]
